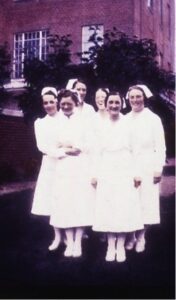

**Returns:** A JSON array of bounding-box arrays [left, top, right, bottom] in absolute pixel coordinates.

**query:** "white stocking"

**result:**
[[64, 228, 74, 256], [73, 227, 84, 257], [116, 233, 126, 262], [105, 233, 116, 261], [48, 227, 61, 251]]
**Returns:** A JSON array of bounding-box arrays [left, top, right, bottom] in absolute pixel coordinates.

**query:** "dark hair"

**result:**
[[105, 91, 123, 107], [96, 88, 109, 97], [127, 85, 148, 106], [72, 78, 87, 89], [58, 89, 79, 106]]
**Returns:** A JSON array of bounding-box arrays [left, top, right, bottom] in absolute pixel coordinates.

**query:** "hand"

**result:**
[[134, 177, 142, 188], [153, 172, 162, 184], [153, 176, 162, 184], [91, 178, 97, 188], [65, 147, 81, 156]]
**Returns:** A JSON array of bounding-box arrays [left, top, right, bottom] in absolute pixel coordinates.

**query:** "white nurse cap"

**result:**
[[126, 84, 153, 99], [66, 79, 78, 89], [137, 84, 153, 98], [41, 87, 58, 97]]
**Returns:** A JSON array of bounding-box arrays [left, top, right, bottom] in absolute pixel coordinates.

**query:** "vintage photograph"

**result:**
[[0, 0, 175, 299]]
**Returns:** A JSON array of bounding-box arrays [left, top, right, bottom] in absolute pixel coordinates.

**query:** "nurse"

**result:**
[[50, 89, 95, 258], [94, 88, 109, 119], [31, 87, 64, 251], [92, 92, 143, 262], [72, 78, 95, 119], [125, 85, 166, 252]]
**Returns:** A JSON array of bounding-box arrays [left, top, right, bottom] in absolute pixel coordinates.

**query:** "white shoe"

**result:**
[[135, 239, 145, 253], [100, 234, 107, 243], [73, 244, 82, 257], [48, 238, 60, 251], [116, 247, 126, 263], [64, 245, 73, 257], [125, 238, 136, 250], [83, 233, 89, 239], [105, 248, 116, 262]]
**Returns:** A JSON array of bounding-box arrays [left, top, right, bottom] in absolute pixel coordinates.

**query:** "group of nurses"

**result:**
[[31, 81, 166, 263]]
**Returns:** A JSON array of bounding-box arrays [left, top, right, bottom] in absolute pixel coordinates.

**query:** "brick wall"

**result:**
[[0, 115, 41, 182], [1, 0, 174, 70], [1, 0, 134, 64]]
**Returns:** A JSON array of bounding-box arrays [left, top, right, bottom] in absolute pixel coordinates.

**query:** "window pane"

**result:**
[[82, 24, 104, 59], [13, 30, 49, 78]]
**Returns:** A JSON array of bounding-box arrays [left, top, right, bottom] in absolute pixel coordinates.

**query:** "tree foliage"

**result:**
[[17, 28, 175, 121], [79, 27, 175, 96]]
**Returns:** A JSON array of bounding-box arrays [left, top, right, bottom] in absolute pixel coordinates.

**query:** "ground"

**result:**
[[0, 160, 175, 299]]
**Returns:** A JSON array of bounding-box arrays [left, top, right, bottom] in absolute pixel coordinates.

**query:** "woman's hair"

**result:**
[[127, 85, 148, 106], [58, 89, 79, 106], [72, 78, 87, 89], [44, 91, 57, 98], [105, 91, 123, 107], [96, 88, 109, 97]]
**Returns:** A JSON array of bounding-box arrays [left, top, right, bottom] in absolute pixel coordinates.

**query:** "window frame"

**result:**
[[147, 0, 154, 12], [81, 24, 104, 60], [13, 29, 49, 79]]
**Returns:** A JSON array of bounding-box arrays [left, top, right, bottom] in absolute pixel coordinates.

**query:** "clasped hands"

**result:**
[[58, 142, 81, 156], [153, 172, 162, 184]]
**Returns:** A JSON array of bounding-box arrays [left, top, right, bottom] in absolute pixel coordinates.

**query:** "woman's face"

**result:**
[[95, 90, 106, 111], [128, 88, 145, 112], [74, 82, 87, 103], [42, 94, 58, 116], [106, 95, 122, 117], [60, 96, 76, 116]]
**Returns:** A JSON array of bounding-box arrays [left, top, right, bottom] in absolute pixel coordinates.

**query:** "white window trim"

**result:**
[[4, 78, 27, 90], [1, 108, 24, 117], [147, 0, 153, 8]]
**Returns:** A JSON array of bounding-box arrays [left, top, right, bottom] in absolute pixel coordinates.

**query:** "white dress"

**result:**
[[93, 112, 108, 134], [125, 108, 166, 224], [31, 113, 66, 216], [93, 114, 143, 233], [50, 110, 95, 228], [77, 102, 95, 121]]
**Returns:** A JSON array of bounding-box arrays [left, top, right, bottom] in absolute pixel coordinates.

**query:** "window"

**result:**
[[13, 30, 49, 79], [159, 0, 163, 28], [13, 0, 32, 2], [158, 52, 163, 67], [82, 25, 104, 59], [147, 0, 153, 11], [167, 62, 171, 71], [167, 4, 171, 40]]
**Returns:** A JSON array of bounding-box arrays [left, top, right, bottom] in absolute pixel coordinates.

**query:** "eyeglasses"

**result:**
[[43, 100, 56, 105]]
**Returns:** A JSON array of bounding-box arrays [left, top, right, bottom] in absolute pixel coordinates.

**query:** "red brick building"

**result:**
[[0, 0, 175, 88], [0, 0, 175, 181]]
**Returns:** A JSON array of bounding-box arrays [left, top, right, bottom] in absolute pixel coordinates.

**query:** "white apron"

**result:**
[[31, 113, 62, 216], [93, 115, 143, 233], [50, 111, 95, 228], [125, 108, 166, 224]]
